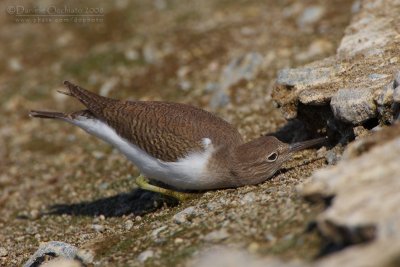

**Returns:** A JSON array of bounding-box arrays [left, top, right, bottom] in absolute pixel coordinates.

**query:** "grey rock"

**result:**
[[124, 220, 134, 231], [76, 248, 95, 265], [276, 67, 333, 88], [0, 247, 7, 257], [194, 240, 400, 267], [206, 202, 219, 211], [300, 125, 400, 245], [330, 88, 376, 124], [394, 71, 400, 88], [274, 0, 400, 128], [297, 6, 325, 26], [376, 83, 394, 106], [314, 239, 400, 267], [39, 258, 82, 267], [394, 86, 400, 102], [151, 225, 167, 239], [91, 224, 105, 233], [241, 192, 257, 204], [325, 150, 340, 165], [23, 241, 78, 267], [143, 42, 161, 64], [173, 206, 197, 224], [137, 249, 154, 263], [210, 52, 263, 109], [337, 6, 397, 58], [203, 229, 229, 242], [193, 247, 305, 267], [368, 73, 388, 81]]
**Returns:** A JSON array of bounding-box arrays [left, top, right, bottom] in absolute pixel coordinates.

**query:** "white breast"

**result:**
[[69, 116, 216, 190]]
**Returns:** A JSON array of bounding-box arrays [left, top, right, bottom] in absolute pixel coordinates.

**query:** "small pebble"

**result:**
[[76, 248, 95, 264], [40, 258, 81, 267], [203, 229, 229, 242], [138, 250, 154, 263], [124, 220, 134, 231], [247, 242, 259, 253], [206, 202, 219, 211], [151, 225, 167, 238], [0, 247, 8, 257], [174, 238, 184, 244], [91, 224, 105, 233], [173, 206, 196, 224], [326, 150, 340, 165], [241, 192, 256, 204]]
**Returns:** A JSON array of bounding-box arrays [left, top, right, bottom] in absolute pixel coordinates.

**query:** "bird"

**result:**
[[29, 81, 326, 200]]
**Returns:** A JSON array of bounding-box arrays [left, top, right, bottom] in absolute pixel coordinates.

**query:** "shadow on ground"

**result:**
[[46, 189, 178, 217]]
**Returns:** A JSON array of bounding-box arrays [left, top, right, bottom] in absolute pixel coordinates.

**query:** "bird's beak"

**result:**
[[288, 137, 327, 153]]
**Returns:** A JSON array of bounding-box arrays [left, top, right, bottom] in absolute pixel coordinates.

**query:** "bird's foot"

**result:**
[[135, 175, 199, 201]]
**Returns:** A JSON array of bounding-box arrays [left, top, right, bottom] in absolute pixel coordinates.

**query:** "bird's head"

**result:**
[[232, 136, 326, 186]]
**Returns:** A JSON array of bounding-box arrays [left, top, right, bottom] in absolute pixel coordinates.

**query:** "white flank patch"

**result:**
[[69, 116, 216, 190]]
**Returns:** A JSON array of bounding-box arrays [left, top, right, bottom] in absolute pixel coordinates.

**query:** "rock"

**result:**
[[173, 206, 197, 224], [124, 220, 134, 231], [276, 66, 334, 89], [193, 241, 400, 267], [0, 247, 7, 257], [330, 88, 377, 124], [8, 58, 23, 71], [124, 49, 139, 61], [394, 85, 400, 102], [151, 225, 167, 239], [210, 52, 264, 109], [295, 39, 333, 62], [203, 229, 229, 242], [137, 249, 154, 263], [300, 124, 400, 245], [75, 248, 95, 265], [241, 192, 256, 204], [314, 239, 400, 267], [206, 202, 219, 211], [143, 42, 161, 64], [325, 150, 340, 165], [192, 247, 305, 267], [297, 6, 325, 27], [174, 238, 184, 244], [91, 224, 105, 233], [41, 258, 81, 267], [274, 0, 400, 133], [23, 241, 78, 267], [337, 5, 398, 58]]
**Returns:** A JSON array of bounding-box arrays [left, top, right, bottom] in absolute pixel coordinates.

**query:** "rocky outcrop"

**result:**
[[274, 1, 400, 266], [274, 0, 400, 137]]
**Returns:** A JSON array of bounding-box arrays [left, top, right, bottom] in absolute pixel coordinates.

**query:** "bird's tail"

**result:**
[[59, 81, 115, 116], [29, 110, 67, 120]]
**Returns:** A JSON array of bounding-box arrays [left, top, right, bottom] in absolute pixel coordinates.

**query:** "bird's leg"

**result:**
[[135, 174, 199, 201]]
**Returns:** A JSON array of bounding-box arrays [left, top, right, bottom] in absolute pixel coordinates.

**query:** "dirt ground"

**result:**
[[0, 0, 353, 266]]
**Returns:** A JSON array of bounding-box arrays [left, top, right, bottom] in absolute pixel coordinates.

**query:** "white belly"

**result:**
[[70, 116, 215, 190]]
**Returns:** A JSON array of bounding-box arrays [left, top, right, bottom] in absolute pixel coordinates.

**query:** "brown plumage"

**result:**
[[60, 81, 244, 162], [29, 81, 326, 190]]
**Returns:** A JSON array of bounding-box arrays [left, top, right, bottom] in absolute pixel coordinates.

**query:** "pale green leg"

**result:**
[[135, 174, 199, 201]]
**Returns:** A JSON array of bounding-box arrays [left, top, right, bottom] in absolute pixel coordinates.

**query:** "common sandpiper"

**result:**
[[29, 81, 326, 200]]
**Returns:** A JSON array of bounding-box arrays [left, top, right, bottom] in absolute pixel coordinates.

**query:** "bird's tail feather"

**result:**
[[29, 110, 67, 120], [61, 81, 114, 116]]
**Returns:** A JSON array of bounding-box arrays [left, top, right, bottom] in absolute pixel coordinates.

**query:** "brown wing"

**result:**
[[102, 101, 244, 161], [63, 81, 244, 161]]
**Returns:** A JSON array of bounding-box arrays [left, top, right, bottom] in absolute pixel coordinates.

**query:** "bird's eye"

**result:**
[[266, 152, 278, 162]]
